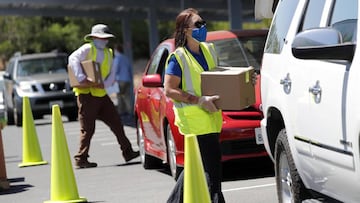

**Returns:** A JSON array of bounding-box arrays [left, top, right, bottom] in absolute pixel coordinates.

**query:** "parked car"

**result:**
[[0, 71, 7, 124], [135, 30, 268, 178], [3, 51, 78, 126], [260, 0, 360, 202]]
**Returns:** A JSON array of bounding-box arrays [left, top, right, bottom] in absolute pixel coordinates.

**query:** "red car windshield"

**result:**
[[210, 36, 266, 72]]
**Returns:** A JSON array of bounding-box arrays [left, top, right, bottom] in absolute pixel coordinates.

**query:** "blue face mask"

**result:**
[[93, 38, 109, 49], [192, 25, 207, 42]]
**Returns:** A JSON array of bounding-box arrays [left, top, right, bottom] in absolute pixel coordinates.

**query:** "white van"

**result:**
[[260, 0, 360, 202]]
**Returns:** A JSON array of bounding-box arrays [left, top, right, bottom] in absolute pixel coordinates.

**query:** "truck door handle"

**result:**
[[280, 73, 291, 94], [309, 80, 321, 103]]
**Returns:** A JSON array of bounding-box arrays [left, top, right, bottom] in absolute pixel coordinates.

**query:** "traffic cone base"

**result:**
[[19, 160, 48, 167], [43, 197, 87, 203], [0, 179, 10, 190]]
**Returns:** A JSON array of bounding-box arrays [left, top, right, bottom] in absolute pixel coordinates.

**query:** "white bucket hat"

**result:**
[[84, 24, 115, 41]]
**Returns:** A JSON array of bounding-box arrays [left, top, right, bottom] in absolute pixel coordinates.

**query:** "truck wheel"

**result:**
[[6, 108, 14, 125], [275, 129, 310, 202], [136, 117, 162, 169], [13, 107, 22, 127], [67, 113, 78, 122], [13, 99, 22, 127]]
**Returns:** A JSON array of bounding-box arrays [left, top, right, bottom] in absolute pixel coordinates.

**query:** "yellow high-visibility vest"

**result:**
[[168, 42, 222, 137], [73, 42, 112, 97]]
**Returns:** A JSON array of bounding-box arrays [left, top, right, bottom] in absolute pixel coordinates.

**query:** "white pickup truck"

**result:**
[[260, 0, 360, 202]]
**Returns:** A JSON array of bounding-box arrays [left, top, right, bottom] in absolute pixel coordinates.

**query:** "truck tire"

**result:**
[[275, 129, 310, 203], [6, 108, 14, 125], [13, 98, 22, 127]]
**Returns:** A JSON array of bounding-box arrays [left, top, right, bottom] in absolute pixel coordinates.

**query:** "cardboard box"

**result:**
[[201, 66, 255, 110], [68, 65, 81, 87], [68, 60, 103, 87]]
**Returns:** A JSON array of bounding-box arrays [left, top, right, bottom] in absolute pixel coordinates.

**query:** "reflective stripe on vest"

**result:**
[[73, 42, 112, 97], [201, 42, 218, 68], [169, 42, 222, 137], [172, 42, 217, 108]]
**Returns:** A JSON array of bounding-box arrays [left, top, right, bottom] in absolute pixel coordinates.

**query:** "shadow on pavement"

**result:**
[[116, 161, 141, 167], [222, 156, 274, 181], [0, 177, 33, 195], [89, 161, 141, 169], [152, 157, 274, 182], [157, 166, 173, 177]]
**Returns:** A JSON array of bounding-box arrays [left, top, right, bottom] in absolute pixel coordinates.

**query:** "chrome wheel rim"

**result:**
[[279, 152, 292, 202], [137, 119, 146, 164], [167, 125, 177, 177]]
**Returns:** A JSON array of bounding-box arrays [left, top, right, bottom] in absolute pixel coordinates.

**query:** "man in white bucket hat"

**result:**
[[84, 24, 115, 41], [68, 24, 139, 169]]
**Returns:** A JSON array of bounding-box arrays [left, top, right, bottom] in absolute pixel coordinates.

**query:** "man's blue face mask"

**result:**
[[192, 21, 207, 42]]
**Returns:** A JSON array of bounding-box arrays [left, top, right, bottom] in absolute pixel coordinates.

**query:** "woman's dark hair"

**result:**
[[174, 8, 198, 48]]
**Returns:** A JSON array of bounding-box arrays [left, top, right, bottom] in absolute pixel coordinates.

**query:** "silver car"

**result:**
[[0, 71, 7, 125], [3, 51, 78, 126]]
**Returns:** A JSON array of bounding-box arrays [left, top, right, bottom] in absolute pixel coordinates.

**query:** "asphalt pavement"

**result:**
[[0, 114, 278, 203], [0, 115, 175, 203]]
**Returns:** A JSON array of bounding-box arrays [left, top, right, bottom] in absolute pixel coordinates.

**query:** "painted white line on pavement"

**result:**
[[101, 142, 118, 146], [101, 140, 138, 146], [222, 183, 275, 193]]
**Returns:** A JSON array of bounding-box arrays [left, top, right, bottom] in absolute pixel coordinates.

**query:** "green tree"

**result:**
[[0, 16, 270, 66]]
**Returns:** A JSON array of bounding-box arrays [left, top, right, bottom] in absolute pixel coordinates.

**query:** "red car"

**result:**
[[135, 30, 268, 178]]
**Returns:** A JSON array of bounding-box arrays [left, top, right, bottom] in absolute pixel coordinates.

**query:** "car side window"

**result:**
[[329, 0, 358, 43], [265, 0, 299, 54], [157, 49, 169, 82], [6, 60, 15, 78], [299, 0, 326, 32], [147, 47, 164, 75], [146, 46, 169, 83]]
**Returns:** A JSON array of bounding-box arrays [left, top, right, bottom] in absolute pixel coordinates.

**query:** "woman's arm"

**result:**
[[164, 74, 199, 104]]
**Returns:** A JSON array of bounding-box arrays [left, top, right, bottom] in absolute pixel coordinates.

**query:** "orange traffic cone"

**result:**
[[183, 135, 211, 203], [44, 104, 87, 203], [19, 96, 47, 167], [0, 128, 10, 190]]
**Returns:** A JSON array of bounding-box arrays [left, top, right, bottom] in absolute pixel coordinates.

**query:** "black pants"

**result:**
[[167, 133, 225, 203]]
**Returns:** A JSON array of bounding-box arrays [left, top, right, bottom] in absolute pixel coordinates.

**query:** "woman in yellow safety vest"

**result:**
[[164, 8, 225, 203]]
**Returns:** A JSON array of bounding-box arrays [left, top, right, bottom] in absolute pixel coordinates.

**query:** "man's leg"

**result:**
[[74, 94, 99, 168], [98, 95, 139, 162]]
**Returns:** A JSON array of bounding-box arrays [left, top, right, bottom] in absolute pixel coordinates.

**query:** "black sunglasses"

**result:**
[[194, 20, 206, 28]]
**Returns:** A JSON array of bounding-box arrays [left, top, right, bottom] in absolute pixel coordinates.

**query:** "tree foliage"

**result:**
[[0, 16, 149, 62], [0, 16, 270, 68]]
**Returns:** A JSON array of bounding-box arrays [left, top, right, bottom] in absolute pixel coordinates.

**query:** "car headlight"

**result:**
[[17, 83, 33, 94]]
